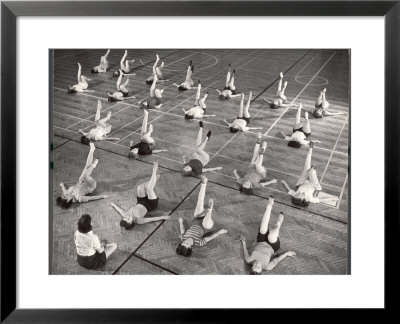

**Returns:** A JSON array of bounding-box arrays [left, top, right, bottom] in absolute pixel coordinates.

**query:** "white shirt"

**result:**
[[232, 119, 247, 131], [74, 230, 101, 256], [187, 106, 204, 118], [285, 131, 309, 146], [289, 180, 320, 204], [88, 127, 107, 140]]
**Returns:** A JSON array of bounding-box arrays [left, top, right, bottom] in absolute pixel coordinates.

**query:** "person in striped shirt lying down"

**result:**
[[281, 142, 322, 207], [176, 176, 228, 257], [223, 92, 263, 133], [239, 195, 296, 274], [279, 103, 321, 148], [182, 121, 223, 177], [233, 133, 277, 194]]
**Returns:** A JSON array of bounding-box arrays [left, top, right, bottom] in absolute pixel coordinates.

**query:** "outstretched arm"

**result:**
[[136, 214, 170, 224], [204, 229, 228, 243], [239, 236, 252, 264], [245, 126, 262, 131], [223, 119, 232, 127], [259, 179, 278, 187], [152, 149, 168, 154], [202, 114, 216, 118], [265, 251, 296, 270], [202, 166, 223, 173], [281, 180, 294, 194], [280, 102, 298, 108], [229, 93, 242, 98], [324, 110, 344, 116]]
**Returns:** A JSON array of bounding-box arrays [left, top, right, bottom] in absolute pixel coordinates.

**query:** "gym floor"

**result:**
[[51, 49, 349, 275]]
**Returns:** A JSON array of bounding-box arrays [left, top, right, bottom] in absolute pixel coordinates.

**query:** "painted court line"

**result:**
[[115, 50, 262, 144], [264, 51, 336, 136], [336, 173, 348, 209], [319, 114, 349, 184]]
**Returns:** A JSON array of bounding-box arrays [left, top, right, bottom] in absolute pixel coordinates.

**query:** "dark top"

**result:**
[[183, 159, 203, 176], [130, 142, 152, 155]]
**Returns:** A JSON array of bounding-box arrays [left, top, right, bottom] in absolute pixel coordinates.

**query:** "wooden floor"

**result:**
[[51, 49, 349, 275]]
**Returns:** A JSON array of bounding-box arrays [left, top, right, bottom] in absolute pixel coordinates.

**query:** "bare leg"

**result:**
[[296, 145, 313, 186], [145, 161, 159, 200], [250, 132, 262, 164], [228, 70, 236, 90], [225, 65, 231, 87], [194, 176, 207, 217], [150, 76, 157, 97], [202, 198, 214, 230], [303, 111, 311, 134], [77, 63, 82, 84], [199, 91, 208, 109], [268, 212, 284, 243], [294, 103, 302, 129], [104, 243, 117, 258], [116, 71, 123, 90], [255, 142, 267, 174], [121, 77, 129, 90], [195, 123, 203, 148], [243, 91, 252, 118], [316, 89, 324, 106], [120, 50, 127, 70], [94, 100, 102, 123], [322, 92, 330, 109], [140, 109, 149, 139], [82, 143, 95, 171], [110, 202, 128, 218], [308, 167, 322, 190], [152, 54, 160, 75], [238, 93, 245, 118], [195, 81, 201, 106], [104, 49, 110, 59], [259, 196, 274, 234], [276, 72, 283, 95]]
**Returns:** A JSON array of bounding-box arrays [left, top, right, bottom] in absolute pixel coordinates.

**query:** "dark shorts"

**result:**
[[178, 85, 187, 91], [108, 96, 118, 102], [121, 91, 129, 97], [238, 116, 250, 125], [223, 86, 237, 95], [137, 195, 159, 212], [270, 103, 279, 109], [292, 127, 311, 138], [257, 229, 281, 253], [146, 79, 153, 85], [77, 251, 106, 270], [315, 103, 323, 109]]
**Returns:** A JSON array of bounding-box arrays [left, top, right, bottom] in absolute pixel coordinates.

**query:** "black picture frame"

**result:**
[[1, 1, 398, 322]]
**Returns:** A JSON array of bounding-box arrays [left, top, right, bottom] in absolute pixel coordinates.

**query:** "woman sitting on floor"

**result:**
[[57, 143, 108, 209], [176, 176, 228, 257], [182, 80, 215, 120], [239, 196, 296, 274], [111, 161, 171, 229], [234, 133, 277, 194], [74, 214, 118, 270], [182, 121, 223, 177], [129, 109, 168, 159]]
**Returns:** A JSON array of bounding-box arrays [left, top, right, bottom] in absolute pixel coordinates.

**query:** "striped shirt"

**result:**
[[181, 225, 207, 247]]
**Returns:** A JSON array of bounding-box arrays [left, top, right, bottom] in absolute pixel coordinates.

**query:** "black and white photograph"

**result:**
[[50, 48, 350, 275]]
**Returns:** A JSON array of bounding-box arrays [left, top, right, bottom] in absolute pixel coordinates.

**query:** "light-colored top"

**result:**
[[126, 204, 148, 223], [88, 127, 108, 140], [285, 131, 309, 146], [232, 119, 247, 131], [187, 106, 204, 118], [248, 242, 274, 269], [181, 225, 207, 247], [236, 170, 264, 187], [74, 230, 101, 256], [67, 179, 96, 202], [289, 180, 320, 203]]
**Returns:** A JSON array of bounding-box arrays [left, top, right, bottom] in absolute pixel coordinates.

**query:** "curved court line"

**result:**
[[140, 52, 219, 73], [295, 75, 329, 86]]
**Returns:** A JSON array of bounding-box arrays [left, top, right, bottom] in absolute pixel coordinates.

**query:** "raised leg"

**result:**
[[94, 100, 102, 123], [150, 76, 157, 97], [145, 161, 159, 200], [202, 198, 214, 230], [308, 167, 322, 191], [195, 122, 203, 147], [97, 111, 111, 129], [228, 70, 236, 90], [255, 142, 267, 174], [194, 176, 207, 217], [120, 50, 127, 70], [296, 145, 313, 186], [250, 133, 262, 164], [293, 103, 302, 129], [199, 91, 208, 109], [140, 109, 149, 139], [259, 196, 274, 234], [77, 62, 82, 83], [303, 112, 311, 134], [268, 212, 284, 244], [322, 91, 330, 109], [237, 93, 245, 118], [243, 91, 252, 118], [276, 72, 283, 95], [225, 65, 231, 87], [195, 81, 201, 106], [152, 54, 160, 75], [116, 71, 123, 90]]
